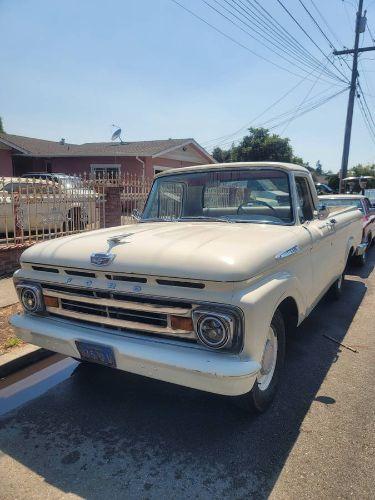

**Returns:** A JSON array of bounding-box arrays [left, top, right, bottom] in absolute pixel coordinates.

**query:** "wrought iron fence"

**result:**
[[0, 173, 153, 246], [120, 173, 152, 224]]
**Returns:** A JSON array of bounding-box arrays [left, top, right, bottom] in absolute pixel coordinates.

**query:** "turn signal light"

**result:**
[[44, 295, 59, 308], [170, 315, 193, 332]]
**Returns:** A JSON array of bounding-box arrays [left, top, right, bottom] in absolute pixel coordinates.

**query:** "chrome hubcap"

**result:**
[[257, 326, 278, 391]]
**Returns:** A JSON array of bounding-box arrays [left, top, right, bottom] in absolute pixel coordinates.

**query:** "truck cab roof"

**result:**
[[155, 162, 309, 178]]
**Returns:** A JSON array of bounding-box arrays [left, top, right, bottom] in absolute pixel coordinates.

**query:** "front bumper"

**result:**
[[10, 313, 260, 396], [355, 242, 367, 256]]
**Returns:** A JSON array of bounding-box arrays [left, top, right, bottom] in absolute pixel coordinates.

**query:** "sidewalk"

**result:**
[[0, 278, 18, 308]]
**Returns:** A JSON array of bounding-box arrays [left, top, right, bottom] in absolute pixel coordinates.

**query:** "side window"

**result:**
[[363, 198, 371, 214], [295, 177, 314, 222]]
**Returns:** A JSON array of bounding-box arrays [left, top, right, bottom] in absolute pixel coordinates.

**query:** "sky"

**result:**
[[1, 0, 375, 172]]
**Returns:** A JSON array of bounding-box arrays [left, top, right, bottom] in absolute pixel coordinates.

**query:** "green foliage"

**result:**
[[349, 163, 375, 178], [348, 164, 375, 188], [327, 174, 340, 191], [315, 161, 322, 175], [212, 128, 306, 166], [212, 146, 231, 163], [0, 117, 4, 134]]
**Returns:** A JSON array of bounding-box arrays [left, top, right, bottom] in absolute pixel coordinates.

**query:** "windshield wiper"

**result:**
[[140, 216, 234, 223], [233, 219, 283, 225], [177, 216, 234, 223]]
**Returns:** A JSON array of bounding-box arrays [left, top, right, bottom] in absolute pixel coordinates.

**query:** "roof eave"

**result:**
[[152, 139, 217, 163], [0, 137, 30, 155]]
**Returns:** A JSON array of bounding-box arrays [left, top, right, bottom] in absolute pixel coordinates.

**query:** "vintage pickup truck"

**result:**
[[10, 162, 365, 413]]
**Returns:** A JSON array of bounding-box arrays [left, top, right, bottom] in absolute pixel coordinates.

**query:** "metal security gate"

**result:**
[[0, 175, 105, 246]]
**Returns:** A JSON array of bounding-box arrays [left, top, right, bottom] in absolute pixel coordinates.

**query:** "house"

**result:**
[[0, 133, 215, 178]]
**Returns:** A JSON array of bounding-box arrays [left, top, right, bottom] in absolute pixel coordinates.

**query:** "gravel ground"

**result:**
[[0, 252, 374, 499], [0, 303, 23, 355]]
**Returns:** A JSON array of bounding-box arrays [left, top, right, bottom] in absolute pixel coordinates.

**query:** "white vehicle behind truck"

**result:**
[[10, 162, 364, 413]]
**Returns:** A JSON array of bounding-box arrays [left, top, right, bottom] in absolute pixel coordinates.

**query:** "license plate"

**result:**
[[75, 341, 116, 368]]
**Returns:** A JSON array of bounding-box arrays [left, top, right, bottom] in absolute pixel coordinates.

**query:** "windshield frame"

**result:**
[[141, 167, 296, 226]]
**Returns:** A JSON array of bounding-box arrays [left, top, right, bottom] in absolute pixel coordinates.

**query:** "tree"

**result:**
[[212, 127, 306, 166], [348, 164, 375, 189], [212, 146, 231, 163], [327, 174, 340, 191], [0, 117, 4, 133], [315, 160, 322, 175]]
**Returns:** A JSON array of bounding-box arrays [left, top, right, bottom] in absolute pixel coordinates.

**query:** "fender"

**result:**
[[233, 271, 305, 364]]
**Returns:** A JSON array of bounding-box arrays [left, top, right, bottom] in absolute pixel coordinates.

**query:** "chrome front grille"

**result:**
[[41, 283, 196, 341], [60, 298, 168, 328]]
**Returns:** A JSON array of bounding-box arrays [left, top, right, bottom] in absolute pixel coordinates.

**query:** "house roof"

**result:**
[[0, 133, 213, 160]]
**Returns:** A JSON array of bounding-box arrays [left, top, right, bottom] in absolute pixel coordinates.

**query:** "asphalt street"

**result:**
[[0, 252, 374, 499]]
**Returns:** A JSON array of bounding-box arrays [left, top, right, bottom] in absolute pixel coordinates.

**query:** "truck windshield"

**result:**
[[142, 169, 293, 224]]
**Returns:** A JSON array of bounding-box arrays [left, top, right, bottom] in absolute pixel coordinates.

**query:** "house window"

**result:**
[[91, 164, 121, 179]]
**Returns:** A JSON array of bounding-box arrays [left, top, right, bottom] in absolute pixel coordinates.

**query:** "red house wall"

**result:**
[[27, 155, 205, 179], [0, 149, 13, 176]]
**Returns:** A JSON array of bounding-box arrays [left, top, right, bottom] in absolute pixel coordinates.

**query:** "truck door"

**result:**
[[295, 175, 336, 302]]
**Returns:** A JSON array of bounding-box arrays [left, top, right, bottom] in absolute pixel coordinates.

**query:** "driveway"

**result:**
[[0, 252, 374, 499]]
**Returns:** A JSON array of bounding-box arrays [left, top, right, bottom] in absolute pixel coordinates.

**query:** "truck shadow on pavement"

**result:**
[[0, 252, 373, 499]]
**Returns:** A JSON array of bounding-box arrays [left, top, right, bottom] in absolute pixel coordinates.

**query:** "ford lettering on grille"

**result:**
[[90, 252, 115, 266]]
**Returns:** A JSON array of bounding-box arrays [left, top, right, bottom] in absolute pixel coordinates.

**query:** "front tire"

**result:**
[[239, 309, 285, 413]]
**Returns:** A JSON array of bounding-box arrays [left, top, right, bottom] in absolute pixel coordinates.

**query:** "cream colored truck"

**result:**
[[10, 163, 365, 412]]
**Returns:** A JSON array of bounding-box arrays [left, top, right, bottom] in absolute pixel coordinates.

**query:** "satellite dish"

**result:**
[[111, 127, 122, 142]]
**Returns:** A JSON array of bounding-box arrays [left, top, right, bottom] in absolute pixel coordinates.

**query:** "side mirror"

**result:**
[[316, 204, 328, 219], [132, 208, 142, 221]]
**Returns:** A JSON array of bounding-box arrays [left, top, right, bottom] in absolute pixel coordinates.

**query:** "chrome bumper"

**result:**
[[10, 313, 260, 396], [355, 242, 367, 256]]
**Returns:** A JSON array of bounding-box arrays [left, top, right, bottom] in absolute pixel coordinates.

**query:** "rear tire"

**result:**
[[238, 309, 285, 414]]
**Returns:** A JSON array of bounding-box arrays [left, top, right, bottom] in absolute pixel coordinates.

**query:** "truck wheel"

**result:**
[[329, 273, 345, 299], [353, 251, 366, 267], [239, 309, 285, 413]]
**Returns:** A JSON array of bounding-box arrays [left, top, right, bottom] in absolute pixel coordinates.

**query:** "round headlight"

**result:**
[[19, 285, 43, 313], [196, 315, 230, 348]]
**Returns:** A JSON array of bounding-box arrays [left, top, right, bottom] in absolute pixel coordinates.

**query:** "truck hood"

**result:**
[[21, 222, 300, 282]]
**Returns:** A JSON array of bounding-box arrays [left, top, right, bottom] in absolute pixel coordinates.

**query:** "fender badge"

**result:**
[[90, 252, 115, 266], [275, 245, 301, 260]]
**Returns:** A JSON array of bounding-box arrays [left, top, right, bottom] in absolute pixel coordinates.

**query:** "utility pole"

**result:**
[[334, 0, 364, 192]]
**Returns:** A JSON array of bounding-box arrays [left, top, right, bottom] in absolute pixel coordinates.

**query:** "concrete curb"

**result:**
[[0, 345, 53, 378]]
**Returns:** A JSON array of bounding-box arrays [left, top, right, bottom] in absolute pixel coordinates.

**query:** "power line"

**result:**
[[267, 87, 348, 132], [309, 0, 344, 48], [230, 0, 340, 81], [246, 0, 344, 81], [202, 56, 343, 148], [170, 0, 338, 82], [202, 0, 343, 83], [358, 81, 375, 131], [210, 86, 348, 149], [203, 71, 319, 148], [276, 0, 350, 81], [280, 60, 330, 134], [298, 0, 336, 49], [357, 93, 375, 146]]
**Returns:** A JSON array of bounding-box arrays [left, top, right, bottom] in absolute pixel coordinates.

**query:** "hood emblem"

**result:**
[[90, 252, 115, 266]]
